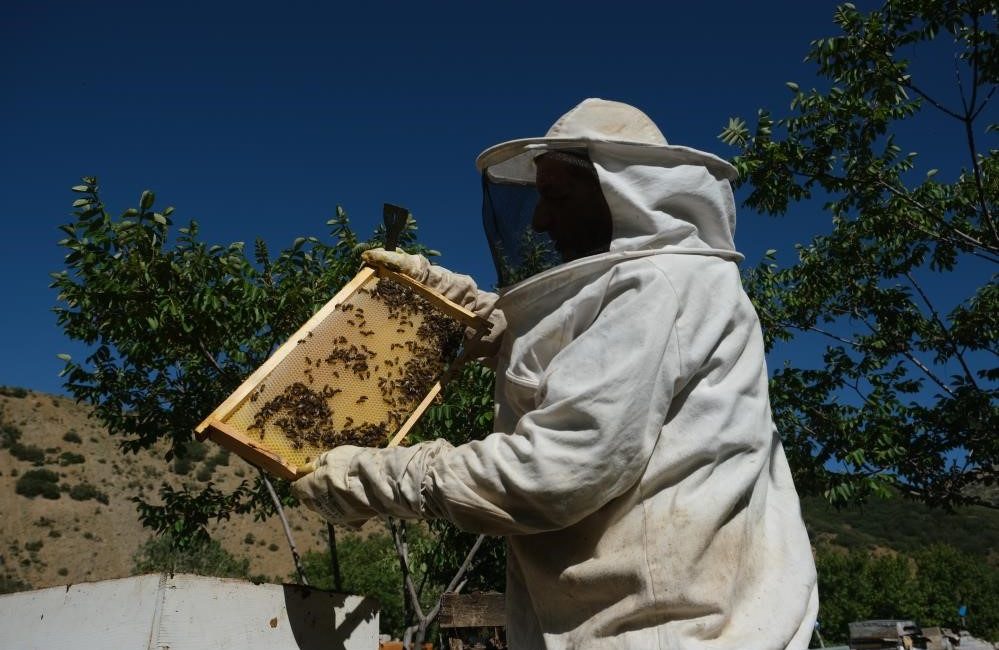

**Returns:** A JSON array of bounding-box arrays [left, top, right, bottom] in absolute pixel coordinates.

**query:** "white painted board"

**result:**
[[0, 573, 379, 650]]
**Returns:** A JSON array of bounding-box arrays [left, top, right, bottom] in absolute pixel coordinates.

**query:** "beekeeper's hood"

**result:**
[[478, 98, 743, 291]]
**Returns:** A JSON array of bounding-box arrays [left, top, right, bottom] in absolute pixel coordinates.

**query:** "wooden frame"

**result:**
[[195, 264, 490, 481]]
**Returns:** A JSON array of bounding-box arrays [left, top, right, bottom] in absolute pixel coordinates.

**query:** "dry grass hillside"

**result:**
[[1, 388, 340, 591]]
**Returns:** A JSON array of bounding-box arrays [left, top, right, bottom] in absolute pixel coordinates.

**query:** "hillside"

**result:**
[[802, 493, 999, 561], [4, 386, 997, 596], [1, 387, 338, 592]]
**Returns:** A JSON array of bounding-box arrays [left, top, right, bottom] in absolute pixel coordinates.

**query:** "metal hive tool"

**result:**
[[195, 262, 490, 480]]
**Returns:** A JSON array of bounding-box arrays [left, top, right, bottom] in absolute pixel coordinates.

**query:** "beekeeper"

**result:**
[[294, 98, 819, 649]]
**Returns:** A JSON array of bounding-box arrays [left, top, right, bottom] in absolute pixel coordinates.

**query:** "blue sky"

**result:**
[[1, 1, 984, 395]]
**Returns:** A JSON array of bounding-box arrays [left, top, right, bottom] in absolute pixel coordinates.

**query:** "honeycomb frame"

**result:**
[[195, 263, 490, 480]]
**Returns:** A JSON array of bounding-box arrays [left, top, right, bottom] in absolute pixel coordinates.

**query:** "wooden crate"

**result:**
[[195, 263, 489, 480], [438, 592, 506, 650]]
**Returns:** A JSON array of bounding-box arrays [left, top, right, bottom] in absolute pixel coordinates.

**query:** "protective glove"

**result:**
[[292, 445, 374, 529], [361, 247, 506, 361], [293, 439, 456, 526], [361, 248, 430, 283]]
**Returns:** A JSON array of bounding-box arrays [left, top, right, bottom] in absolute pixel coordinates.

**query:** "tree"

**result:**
[[133, 532, 253, 580], [301, 529, 425, 637], [719, 0, 997, 508], [51, 178, 504, 639], [814, 544, 999, 643], [52, 177, 387, 570]]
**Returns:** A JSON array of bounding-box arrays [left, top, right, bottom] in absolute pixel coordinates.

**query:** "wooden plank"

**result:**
[[195, 267, 378, 436], [195, 263, 490, 477], [386, 381, 442, 448], [438, 592, 506, 628], [375, 266, 490, 333], [205, 420, 300, 481], [849, 619, 920, 641]]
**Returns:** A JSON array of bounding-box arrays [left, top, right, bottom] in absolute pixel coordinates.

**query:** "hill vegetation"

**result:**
[[3, 383, 997, 643], [0, 386, 334, 593]]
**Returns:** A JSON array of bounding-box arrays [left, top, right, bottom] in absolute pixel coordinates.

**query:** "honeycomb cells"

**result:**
[[223, 274, 466, 469]]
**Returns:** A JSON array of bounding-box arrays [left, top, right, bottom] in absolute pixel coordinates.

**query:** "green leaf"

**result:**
[[140, 190, 155, 211], [56, 353, 72, 361]]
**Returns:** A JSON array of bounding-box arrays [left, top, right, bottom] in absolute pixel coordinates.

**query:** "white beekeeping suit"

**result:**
[[294, 98, 819, 650]]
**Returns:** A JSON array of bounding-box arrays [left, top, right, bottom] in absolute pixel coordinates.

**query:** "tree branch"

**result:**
[[962, 99, 997, 242], [786, 167, 998, 261], [854, 314, 957, 398], [416, 534, 488, 648], [970, 85, 996, 121], [327, 522, 343, 592], [875, 179, 999, 258], [198, 340, 232, 379], [904, 271, 980, 390], [261, 471, 309, 586], [902, 76, 965, 121], [389, 519, 425, 621]]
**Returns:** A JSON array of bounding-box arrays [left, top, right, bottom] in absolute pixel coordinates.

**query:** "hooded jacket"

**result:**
[[294, 135, 819, 650]]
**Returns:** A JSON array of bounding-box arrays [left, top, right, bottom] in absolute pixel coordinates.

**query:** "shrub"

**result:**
[[195, 465, 213, 482], [24, 540, 43, 552], [62, 431, 82, 444], [815, 543, 999, 643], [57, 568, 68, 576], [0, 386, 28, 398], [68, 483, 109, 504], [1, 423, 22, 448], [184, 440, 208, 462], [244, 533, 255, 545], [133, 533, 250, 578], [300, 528, 441, 638], [0, 573, 31, 595], [268, 543, 279, 552], [59, 451, 86, 466], [208, 450, 230, 467], [8, 443, 45, 465], [172, 455, 193, 476], [15, 469, 60, 499]]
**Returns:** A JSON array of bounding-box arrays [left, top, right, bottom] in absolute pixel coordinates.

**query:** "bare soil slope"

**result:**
[[1, 389, 336, 590]]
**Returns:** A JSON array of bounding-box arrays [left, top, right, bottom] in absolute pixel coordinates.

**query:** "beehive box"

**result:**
[[195, 264, 489, 480]]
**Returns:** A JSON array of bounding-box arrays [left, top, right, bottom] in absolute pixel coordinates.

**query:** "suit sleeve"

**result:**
[[294, 263, 680, 535]]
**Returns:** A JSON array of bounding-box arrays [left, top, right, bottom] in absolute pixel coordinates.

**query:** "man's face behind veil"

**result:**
[[532, 155, 613, 263]]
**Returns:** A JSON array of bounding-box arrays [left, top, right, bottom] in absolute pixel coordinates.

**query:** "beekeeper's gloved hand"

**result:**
[[293, 439, 455, 527], [361, 248, 431, 283], [293, 446, 374, 530], [362, 248, 506, 360]]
